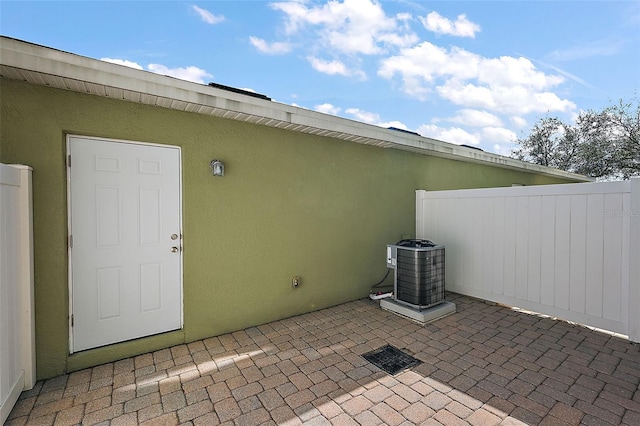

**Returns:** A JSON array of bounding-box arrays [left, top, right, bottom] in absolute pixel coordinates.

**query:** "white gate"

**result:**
[[0, 164, 35, 424], [416, 178, 640, 342]]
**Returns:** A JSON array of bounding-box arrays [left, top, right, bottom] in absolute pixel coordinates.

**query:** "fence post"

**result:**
[[416, 190, 426, 239], [629, 177, 640, 342], [15, 165, 36, 388]]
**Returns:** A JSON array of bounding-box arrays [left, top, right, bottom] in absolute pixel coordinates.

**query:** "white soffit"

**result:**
[[0, 37, 591, 182]]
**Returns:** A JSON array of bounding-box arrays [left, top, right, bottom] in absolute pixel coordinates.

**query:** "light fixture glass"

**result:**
[[210, 159, 224, 177]]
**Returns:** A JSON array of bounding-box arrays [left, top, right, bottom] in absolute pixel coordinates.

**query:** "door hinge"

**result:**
[[67, 154, 71, 168], [71, 314, 74, 327], [69, 235, 73, 249]]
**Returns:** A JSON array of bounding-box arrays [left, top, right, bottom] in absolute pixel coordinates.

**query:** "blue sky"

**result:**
[[2, 0, 639, 155]]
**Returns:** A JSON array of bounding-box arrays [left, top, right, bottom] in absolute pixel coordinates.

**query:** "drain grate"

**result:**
[[362, 344, 422, 375]]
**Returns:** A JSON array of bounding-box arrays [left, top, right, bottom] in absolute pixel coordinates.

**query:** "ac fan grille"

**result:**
[[395, 247, 445, 309]]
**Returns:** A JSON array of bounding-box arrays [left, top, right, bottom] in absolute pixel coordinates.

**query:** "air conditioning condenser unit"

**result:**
[[386, 239, 445, 309]]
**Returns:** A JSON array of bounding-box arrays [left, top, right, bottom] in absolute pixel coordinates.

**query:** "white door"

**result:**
[[68, 136, 182, 352]]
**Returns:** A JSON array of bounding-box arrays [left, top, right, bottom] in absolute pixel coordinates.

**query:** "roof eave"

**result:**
[[0, 36, 592, 182]]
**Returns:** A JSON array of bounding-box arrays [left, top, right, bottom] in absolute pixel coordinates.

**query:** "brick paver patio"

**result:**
[[6, 293, 640, 425]]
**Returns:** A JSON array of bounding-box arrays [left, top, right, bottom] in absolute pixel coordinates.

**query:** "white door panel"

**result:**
[[68, 136, 182, 352]]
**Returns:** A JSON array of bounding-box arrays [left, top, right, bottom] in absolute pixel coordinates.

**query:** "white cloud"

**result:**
[[192, 5, 225, 24], [445, 109, 503, 127], [101, 58, 212, 84], [307, 56, 349, 75], [101, 58, 144, 69], [307, 56, 366, 79], [396, 12, 412, 23], [378, 42, 477, 97], [379, 41, 575, 115], [269, 1, 310, 34], [379, 42, 564, 92], [315, 103, 341, 115], [378, 120, 408, 130], [315, 105, 409, 129], [481, 127, 517, 143], [417, 123, 516, 147], [436, 80, 575, 115], [420, 11, 480, 38], [417, 124, 480, 146], [147, 64, 213, 84], [345, 107, 380, 123], [478, 56, 564, 90], [493, 143, 517, 157], [511, 116, 528, 128], [249, 36, 292, 54], [271, 0, 416, 55], [377, 32, 419, 49]]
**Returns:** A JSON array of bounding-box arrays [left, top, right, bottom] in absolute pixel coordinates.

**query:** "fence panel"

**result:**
[[416, 178, 640, 342], [1, 164, 34, 424]]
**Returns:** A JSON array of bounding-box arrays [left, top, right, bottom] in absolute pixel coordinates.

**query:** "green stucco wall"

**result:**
[[0, 78, 581, 380]]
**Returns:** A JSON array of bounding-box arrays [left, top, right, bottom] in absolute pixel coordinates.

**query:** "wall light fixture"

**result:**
[[210, 159, 225, 177]]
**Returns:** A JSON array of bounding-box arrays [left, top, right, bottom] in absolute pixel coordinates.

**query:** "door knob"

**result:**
[[171, 246, 179, 253]]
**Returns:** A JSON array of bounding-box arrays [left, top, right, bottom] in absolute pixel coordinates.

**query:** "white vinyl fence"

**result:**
[[416, 178, 640, 342], [1, 164, 35, 424]]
